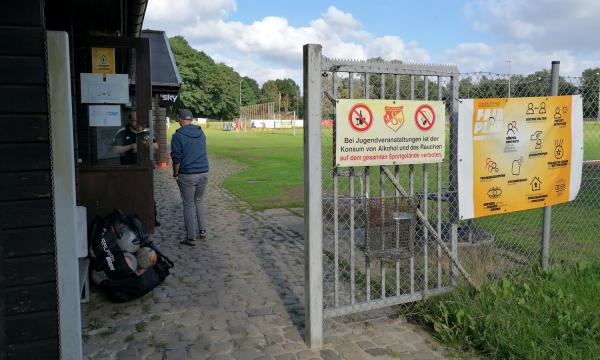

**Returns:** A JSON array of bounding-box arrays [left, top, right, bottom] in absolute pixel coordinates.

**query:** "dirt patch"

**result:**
[[258, 185, 304, 207]]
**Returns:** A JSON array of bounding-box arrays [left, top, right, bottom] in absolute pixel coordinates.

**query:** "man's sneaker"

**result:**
[[197, 230, 207, 240], [180, 239, 196, 246]]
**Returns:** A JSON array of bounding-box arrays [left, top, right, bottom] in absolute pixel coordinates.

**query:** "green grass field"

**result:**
[[166, 121, 600, 264], [168, 124, 304, 209], [166, 121, 600, 210], [167, 122, 600, 261]]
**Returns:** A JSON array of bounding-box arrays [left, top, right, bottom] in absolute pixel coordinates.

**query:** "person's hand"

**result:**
[[130, 143, 137, 153]]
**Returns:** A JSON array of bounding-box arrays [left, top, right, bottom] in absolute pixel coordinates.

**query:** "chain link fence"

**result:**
[[317, 65, 600, 321], [303, 43, 600, 347], [457, 72, 600, 286]]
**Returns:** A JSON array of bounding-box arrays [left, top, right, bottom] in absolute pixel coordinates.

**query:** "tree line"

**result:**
[[168, 36, 302, 120], [169, 35, 600, 120], [321, 68, 600, 119]]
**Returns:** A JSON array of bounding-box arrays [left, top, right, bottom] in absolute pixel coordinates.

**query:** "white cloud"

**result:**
[[464, 0, 600, 53], [144, 5, 430, 84], [179, 7, 376, 65], [440, 41, 597, 76], [146, 0, 236, 22], [322, 6, 360, 30], [441, 42, 493, 72], [366, 36, 431, 63], [212, 54, 301, 85]]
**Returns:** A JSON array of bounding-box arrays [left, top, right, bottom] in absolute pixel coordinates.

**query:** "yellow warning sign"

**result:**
[[335, 99, 445, 167], [458, 95, 584, 219], [91, 47, 115, 74]]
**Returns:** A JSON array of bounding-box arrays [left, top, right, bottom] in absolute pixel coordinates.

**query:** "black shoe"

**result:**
[[155, 220, 161, 227], [197, 230, 207, 240], [180, 239, 196, 246]]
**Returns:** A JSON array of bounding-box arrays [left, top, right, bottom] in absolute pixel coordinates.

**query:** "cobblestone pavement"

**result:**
[[82, 156, 447, 360]]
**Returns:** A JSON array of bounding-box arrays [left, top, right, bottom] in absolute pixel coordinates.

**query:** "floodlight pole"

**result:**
[[596, 72, 600, 120], [239, 79, 243, 130], [542, 60, 559, 271], [506, 58, 512, 97], [294, 87, 299, 136]]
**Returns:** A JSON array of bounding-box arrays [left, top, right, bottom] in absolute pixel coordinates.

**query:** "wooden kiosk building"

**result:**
[[0, 1, 180, 358]]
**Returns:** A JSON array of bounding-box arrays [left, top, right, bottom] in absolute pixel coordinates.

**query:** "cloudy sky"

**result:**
[[144, 0, 600, 85]]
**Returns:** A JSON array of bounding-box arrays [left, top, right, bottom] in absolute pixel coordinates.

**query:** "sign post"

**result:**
[[542, 61, 560, 271]]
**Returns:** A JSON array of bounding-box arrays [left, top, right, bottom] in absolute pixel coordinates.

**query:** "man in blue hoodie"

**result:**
[[171, 109, 209, 246]]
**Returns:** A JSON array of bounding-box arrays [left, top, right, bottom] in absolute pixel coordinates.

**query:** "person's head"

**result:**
[[178, 109, 194, 126], [128, 112, 140, 130]]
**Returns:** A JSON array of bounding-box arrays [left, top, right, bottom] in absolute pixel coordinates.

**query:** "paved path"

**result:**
[[82, 156, 446, 360]]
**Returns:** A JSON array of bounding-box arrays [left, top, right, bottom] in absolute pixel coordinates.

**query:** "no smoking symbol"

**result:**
[[415, 104, 436, 131], [348, 104, 373, 132]]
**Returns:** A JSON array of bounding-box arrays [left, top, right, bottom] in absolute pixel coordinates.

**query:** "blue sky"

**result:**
[[144, 0, 600, 84]]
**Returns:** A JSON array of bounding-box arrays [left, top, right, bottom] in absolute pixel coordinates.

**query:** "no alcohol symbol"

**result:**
[[348, 104, 373, 132]]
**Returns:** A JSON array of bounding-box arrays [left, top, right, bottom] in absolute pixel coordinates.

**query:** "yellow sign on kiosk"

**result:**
[[91, 47, 115, 74]]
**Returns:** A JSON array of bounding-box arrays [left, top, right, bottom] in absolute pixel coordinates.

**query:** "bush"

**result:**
[[410, 263, 600, 359]]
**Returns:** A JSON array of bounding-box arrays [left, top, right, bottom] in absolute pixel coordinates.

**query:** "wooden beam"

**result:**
[[0, 226, 5, 360], [78, 35, 138, 48]]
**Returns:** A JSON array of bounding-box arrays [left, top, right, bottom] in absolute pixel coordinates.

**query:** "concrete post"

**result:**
[[303, 44, 323, 348]]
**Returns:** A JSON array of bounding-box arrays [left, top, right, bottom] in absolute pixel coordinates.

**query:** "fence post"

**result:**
[[303, 44, 323, 348], [542, 61, 560, 271], [449, 72, 460, 284], [0, 225, 5, 360]]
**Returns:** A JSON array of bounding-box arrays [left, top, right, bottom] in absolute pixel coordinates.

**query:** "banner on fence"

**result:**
[[458, 95, 583, 219], [335, 99, 445, 167]]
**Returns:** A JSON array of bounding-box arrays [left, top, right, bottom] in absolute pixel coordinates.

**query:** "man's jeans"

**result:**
[[176, 172, 208, 240]]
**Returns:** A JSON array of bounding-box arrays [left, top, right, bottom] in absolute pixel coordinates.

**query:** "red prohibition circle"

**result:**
[[348, 104, 373, 132], [415, 104, 436, 131]]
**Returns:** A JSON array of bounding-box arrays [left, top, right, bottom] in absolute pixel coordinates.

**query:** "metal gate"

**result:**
[[303, 44, 474, 347]]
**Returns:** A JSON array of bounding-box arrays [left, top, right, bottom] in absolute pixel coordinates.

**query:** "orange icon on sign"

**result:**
[[383, 106, 404, 132]]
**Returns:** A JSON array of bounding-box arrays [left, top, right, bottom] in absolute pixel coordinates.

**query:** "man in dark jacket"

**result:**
[[171, 109, 209, 246], [112, 112, 158, 165]]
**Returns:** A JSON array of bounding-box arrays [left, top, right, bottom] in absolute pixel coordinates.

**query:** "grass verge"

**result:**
[[403, 262, 600, 360]]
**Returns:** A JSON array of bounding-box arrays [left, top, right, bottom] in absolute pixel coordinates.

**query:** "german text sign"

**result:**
[[80, 73, 129, 104], [335, 99, 445, 167], [458, 95, 583, 219]]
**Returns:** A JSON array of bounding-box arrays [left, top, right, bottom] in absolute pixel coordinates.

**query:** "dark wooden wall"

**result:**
[[0, 2, 59, 359]]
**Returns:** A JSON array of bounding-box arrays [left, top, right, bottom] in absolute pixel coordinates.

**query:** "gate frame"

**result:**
[[303, 44, 324, 348], [304, 43, 471, 348]]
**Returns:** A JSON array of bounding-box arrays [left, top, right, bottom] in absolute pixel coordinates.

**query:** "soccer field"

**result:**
[[167, 122, 600, 210], [168, 125, 305, 209]]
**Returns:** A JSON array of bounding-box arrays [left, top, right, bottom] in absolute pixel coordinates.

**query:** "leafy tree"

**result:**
[[169, 36, 306, 120], [169, 36, 261, 119], [241, 76, 260, 106], [169, 36, 217, 117], [581, 68, 600, 119], [259, 78, 301, 117]]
